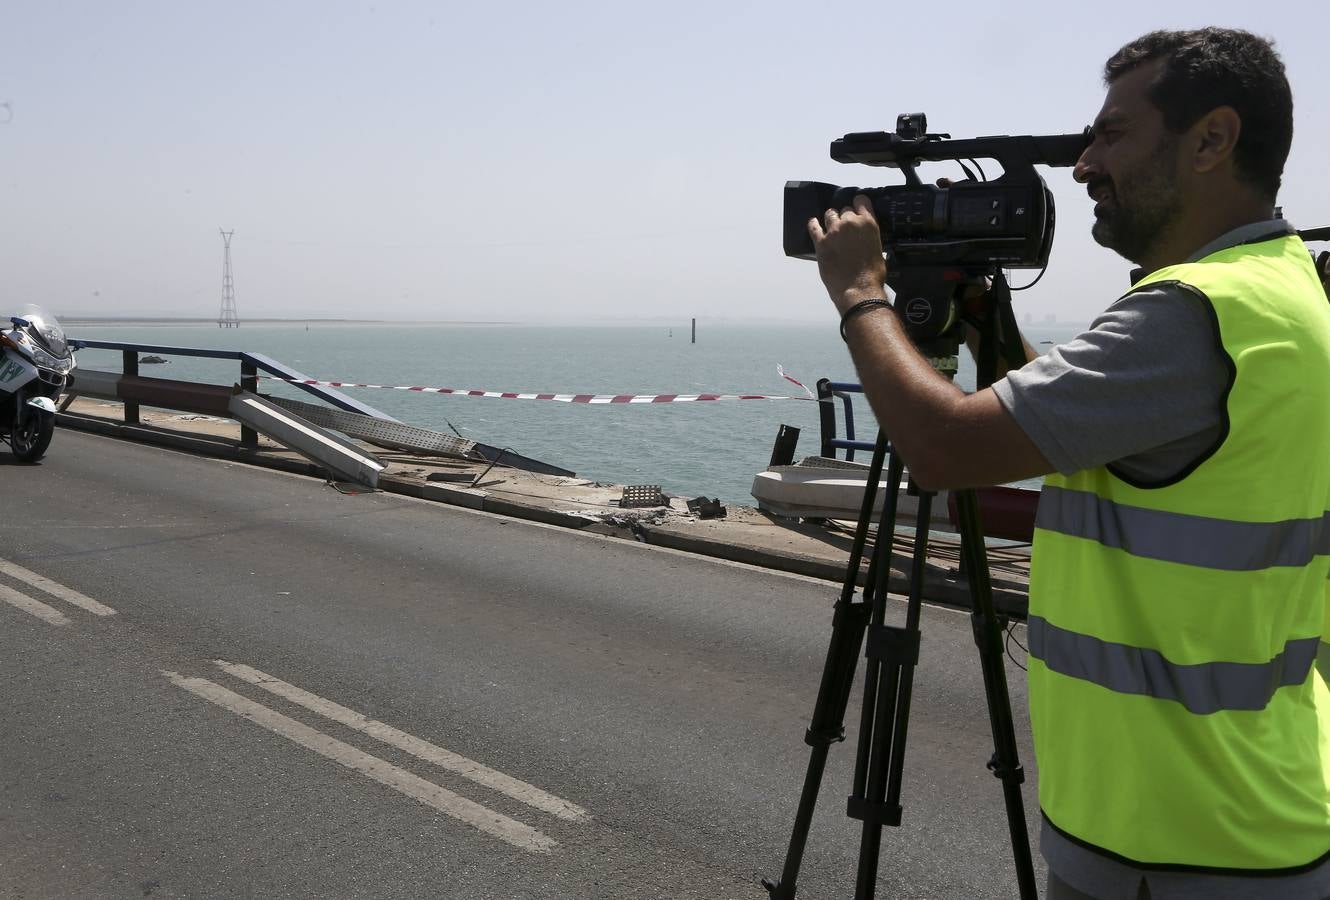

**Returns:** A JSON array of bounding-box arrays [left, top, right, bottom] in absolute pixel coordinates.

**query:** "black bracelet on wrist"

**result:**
[[839, 298, 893, 341]]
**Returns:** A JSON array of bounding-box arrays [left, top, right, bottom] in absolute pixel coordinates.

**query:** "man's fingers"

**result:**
[[807, 206, 840, 244], [811, 198, 879, 245]]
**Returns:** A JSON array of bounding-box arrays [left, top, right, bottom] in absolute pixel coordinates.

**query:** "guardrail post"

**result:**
[[837, 392, 858, 462], [816, 378, 836, 458], [240, 359, 258, 449], [122, 350, 140, 424], [769, 424, 800, 467]]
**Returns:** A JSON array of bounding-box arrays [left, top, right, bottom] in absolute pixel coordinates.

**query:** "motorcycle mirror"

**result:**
[[11, 316, 30, 328]]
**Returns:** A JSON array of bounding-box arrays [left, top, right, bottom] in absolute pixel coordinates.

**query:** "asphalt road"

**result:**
[[1, 429, 1045, 899]]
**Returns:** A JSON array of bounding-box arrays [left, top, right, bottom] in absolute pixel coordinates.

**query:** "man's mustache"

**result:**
[[1087, 178, 1114, 203]]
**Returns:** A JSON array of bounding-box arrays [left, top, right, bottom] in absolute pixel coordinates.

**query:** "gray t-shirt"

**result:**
[[992, 219, 1330, 898], [993, 287, 1227, 483]]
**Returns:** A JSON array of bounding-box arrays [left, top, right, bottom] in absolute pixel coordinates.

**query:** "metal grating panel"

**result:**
[[266, 396, 477, 458], [621, 485, 667, 508]]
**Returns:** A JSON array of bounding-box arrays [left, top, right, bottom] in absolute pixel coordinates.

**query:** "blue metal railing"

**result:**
[[68, 339, 397, 423], [816, 378, 875, 461], [67, 339, 401, 449]]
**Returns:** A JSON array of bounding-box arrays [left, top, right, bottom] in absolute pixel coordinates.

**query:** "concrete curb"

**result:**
[[479, 497, 593, 529], [641, 523, 848, 581], [420, 482, 487, 510]]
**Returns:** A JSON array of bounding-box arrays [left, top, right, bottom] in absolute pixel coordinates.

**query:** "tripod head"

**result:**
[[891, 265, 1030, 393]]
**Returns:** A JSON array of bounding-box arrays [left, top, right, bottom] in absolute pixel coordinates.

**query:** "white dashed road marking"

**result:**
[[0, 582, 72, 626], [0, 557, 117, 616], [163, 670, 559, 853], [213, 659, 588, 821]]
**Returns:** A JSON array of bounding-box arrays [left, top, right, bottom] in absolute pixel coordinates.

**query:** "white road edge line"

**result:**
[[162, 671, 555, 853], [0, 557, 117, 616], [0, 583, 71, 626], [213, 660, 588, 822]]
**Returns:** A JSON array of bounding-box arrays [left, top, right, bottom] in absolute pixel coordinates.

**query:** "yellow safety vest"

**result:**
[[1028, 232, 1330, 872]]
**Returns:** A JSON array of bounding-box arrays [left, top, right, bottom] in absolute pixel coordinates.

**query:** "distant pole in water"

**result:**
[[218, 229, 240, 328], [691, 318, 696, 344]]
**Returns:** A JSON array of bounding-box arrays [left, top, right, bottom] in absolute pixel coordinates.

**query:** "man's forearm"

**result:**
[[839, 299, 967, 470], [837, 292, 1052, 491]]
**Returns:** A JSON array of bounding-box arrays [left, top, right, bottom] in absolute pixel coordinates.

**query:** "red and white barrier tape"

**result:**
[[777, 365, 815, 398], [258, 369, 819, 404]]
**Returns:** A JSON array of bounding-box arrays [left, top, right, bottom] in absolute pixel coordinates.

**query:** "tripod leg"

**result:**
[[848, 485, 933, 900], [953, 489, 1038, 900], [763, 434, 903, 899]]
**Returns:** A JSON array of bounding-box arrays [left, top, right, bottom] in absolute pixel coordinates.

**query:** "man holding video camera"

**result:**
[[811, 27, 1330, 900]]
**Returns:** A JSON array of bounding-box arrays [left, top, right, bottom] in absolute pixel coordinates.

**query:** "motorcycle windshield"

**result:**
[[12, 304, 70, 358]]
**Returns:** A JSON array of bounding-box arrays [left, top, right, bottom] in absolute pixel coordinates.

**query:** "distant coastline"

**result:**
[[57, 317, 516, 327]]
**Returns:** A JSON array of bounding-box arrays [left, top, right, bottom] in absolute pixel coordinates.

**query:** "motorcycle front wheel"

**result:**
[[10, 413, 54, 463]]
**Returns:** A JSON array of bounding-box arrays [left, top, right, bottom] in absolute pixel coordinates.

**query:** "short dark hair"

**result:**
[[1105, 28, 1292, 200]]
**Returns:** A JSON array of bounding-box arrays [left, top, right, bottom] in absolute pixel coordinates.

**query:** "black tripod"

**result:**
[[763, 276, 1036, 899]]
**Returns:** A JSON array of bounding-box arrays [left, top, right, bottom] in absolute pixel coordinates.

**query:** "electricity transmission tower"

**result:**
[[218, 229, 239, 328]]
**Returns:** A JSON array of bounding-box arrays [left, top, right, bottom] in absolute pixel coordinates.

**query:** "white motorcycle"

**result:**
[[0, 305, 76, 463]]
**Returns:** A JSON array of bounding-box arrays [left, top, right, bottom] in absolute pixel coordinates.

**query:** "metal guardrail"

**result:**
[[64, 340, 576, 478], [69, 339, 400, 448], [815, 378, 875, 461]]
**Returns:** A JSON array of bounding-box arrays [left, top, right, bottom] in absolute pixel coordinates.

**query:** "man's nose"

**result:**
[[1072, 149, 1098, 184]]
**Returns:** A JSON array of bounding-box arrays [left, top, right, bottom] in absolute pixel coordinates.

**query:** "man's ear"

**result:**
[[1190, 106, 1242, 175]]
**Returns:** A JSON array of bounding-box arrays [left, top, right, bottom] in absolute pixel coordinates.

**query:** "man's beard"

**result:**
[[1089, 136, 1183, 266]]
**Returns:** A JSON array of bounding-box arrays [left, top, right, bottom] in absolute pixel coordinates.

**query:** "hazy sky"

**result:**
[[2, 1, 1326, 325]]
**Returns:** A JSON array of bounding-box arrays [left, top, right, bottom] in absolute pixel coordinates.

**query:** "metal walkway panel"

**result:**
[[268, 395, 574, 477], [228, 391, 385, 488], [265, 396, 478, 458], [468, 443, 575, 478], [263, 397, 575, 478]]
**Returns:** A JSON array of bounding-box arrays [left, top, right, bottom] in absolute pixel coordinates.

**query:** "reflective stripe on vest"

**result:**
[[1029, 615, 1320, 714], [1037, 485, 1330, 570]]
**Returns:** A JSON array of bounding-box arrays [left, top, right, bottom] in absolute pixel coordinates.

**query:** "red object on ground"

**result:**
[[946, 486, 1040, 542]]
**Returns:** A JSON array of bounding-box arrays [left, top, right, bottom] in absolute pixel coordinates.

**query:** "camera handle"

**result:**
[[763, 302, 1036, 900], [974, 271, 1027, 387]]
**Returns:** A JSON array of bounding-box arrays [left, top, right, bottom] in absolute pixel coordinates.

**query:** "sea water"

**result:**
[[66, 321, 1085, 505]]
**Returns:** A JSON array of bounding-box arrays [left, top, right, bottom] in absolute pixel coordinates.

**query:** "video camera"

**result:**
[[784, 114, 1089, 342]]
